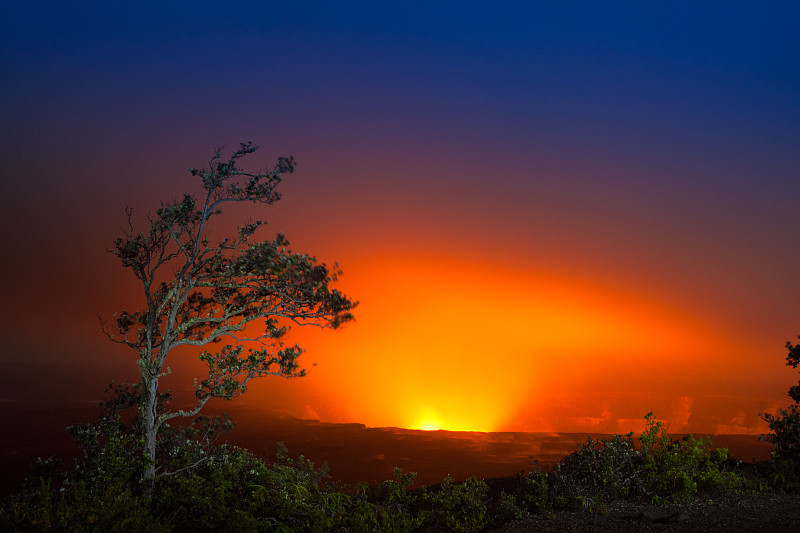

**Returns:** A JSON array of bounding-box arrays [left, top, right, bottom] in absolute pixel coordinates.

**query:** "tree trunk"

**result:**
[[141, 371, 159, 490]]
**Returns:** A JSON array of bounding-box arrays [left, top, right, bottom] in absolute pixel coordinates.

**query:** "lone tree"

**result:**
[[104, 142, 356, 482]]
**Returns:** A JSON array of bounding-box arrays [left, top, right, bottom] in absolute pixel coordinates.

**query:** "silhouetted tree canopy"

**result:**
[[785, 339, 800, 403], [103, 142, 356, 484]]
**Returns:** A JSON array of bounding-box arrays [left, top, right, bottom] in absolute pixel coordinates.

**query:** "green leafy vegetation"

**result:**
[[758, 338, 800, 491], [2, 405, 779, 532], [549, 412, 746, 510]]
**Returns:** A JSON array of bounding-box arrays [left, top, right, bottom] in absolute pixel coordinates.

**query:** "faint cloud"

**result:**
[[671, 396, 693, 432]]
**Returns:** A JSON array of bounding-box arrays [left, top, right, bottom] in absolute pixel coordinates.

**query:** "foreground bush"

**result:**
[[759, 338, 800, 491], [0, 411, 778, 532], [1, 445, 477, 532], [549, 412, 746, 509], [487, 412, 751, 522]]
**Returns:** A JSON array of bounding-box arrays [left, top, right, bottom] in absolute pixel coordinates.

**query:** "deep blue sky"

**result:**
[[1, 2, 799, 433]]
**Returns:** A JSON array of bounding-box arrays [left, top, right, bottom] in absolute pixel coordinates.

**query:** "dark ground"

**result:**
[[490, 491, 800, 532]]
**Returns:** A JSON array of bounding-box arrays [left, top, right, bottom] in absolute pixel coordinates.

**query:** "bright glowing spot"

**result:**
[[414, 407, 444, 431]]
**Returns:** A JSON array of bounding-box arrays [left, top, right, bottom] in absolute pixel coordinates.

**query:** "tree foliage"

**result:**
[[760, 337, 800, 488], [785, 338, 800, 403], [102, 142, 356, 481]]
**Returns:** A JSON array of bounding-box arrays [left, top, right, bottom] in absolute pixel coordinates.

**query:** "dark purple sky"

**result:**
[[1, 2, 799, 434]]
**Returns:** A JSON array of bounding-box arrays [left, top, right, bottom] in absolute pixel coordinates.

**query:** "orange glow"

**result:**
[[275, 253, 743, 434], [414, 407, 445, 431]]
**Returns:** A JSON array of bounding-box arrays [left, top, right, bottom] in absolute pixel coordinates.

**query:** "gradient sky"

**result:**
[[2, 2, 799, 436]]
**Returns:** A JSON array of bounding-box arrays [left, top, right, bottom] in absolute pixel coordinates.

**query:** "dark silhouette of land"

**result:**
[[0, 402, 772, 497]]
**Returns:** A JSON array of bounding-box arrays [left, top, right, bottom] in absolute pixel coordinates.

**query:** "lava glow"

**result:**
[[287, 255, 732, 433], [414, 407, 445, 431]]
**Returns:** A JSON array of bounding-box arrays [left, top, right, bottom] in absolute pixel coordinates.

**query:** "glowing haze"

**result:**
[[298, 256, 725, 432], [1, 3, 799, 438], [257, 251, 755, 434]]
